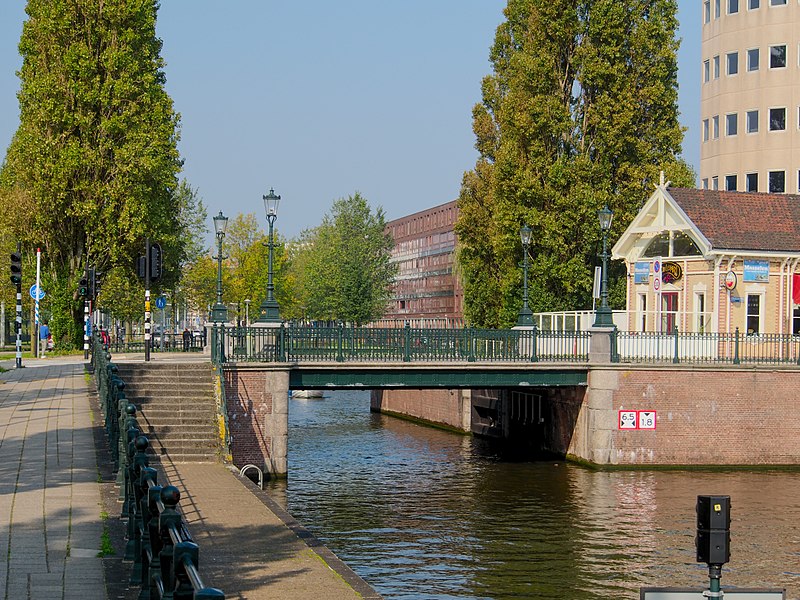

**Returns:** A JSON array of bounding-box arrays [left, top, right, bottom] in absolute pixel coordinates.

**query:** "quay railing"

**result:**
[[209, 324, 591, 364], [91, 337, 225, 599], [106, 332, 205, 354], [612, 327, 800, 366]]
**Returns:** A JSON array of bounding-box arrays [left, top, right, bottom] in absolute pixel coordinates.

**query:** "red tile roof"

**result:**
[[668, 187, 800, 253]]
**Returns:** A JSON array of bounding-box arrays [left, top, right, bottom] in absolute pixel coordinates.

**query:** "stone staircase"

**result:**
[[115, 362, 222, 462]]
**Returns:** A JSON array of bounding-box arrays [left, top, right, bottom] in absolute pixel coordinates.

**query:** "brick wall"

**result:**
[[223, 369, 273, 469], [586, 367, 800, 465], [371, 389, 470, 432]]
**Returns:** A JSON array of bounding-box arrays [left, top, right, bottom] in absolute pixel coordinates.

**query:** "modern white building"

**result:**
[[700, 0, 800, 193]]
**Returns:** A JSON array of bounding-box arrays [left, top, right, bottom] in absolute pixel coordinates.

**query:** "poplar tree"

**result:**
[[456, 0, 695, 327], [0, 0, 182, 346]]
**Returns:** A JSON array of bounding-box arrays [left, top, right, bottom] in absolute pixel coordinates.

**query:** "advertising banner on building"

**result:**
[[743, 260, 769, 282]]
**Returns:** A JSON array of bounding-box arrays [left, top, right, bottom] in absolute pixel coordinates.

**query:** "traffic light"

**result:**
[[93, 270, 103, 298], [9, 251, 21, 285], [696, 495, 731, 565], [150, 242, 162, 281], [79, 271, 89, 297]]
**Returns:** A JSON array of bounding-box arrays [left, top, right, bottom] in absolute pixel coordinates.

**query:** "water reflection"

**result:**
[[266, 391, 800, 599]]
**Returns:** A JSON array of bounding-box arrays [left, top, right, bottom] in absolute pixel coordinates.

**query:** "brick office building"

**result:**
[[383, 201, 463, 324]]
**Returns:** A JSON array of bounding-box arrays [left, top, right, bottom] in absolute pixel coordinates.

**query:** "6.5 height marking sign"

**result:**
[[619, 410, 657, 430]]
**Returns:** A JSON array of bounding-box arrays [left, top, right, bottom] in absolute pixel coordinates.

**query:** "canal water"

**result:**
[[266, 391, 800, 600]]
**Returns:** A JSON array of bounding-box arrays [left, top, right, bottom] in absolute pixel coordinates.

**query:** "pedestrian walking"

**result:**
[[183, 327, 192, 352]]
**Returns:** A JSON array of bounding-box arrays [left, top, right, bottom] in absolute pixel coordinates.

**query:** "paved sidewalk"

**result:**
[[0, 357, 105, 600]]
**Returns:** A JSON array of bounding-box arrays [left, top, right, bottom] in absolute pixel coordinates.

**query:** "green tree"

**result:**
[[456, 0, 695, 327], [0, 0, 182, 346], [297, 193, 396, 324]]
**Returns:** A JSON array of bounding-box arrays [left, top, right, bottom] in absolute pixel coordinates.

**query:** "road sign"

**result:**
[[619, 410, 637, 429], [638, 411, 657, 430], [155, 296, 166, 309], [29, 284, 45, 300]]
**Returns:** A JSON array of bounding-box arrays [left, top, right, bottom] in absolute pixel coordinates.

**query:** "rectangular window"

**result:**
[[712, 176, 719, 190], [746, 172, 759, 192], [770, 44, 787, 68], [798, 169, 800, 193], [713, 115, 720, 138], [769, 107, 786, 130], [702, 178, 709, 189], [662, 292, 678, 333], [696, 292, 707, 333], [703, 118, 710, 141], [749, 0, 760, 7], [704, 59, 711, 82], [725, 174, 738, 191], [639, 294, 647, 333], [714, 55, 720, 78], [747, 48, 760, 71], [726, 113, 738, 136], [705, 0, 712, 20], [746, 110, 759, 133], [769, 170, 785, 193], [770, 0, 787, 5], [746, 294, 761, 334], [729, 0, 739, 12], [793, 307, 800, 335], [727, 52, 739, 75], [715, 0, 721, 16]]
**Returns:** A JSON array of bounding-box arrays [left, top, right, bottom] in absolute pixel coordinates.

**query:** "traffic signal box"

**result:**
[[9, 251, 21, 285], [79, 272, 89, 297], [696, 495, 731, 565]]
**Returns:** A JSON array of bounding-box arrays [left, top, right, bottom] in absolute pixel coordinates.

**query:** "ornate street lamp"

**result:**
[[256, 188, 281, 323], [517, 224, 533, 326], [211, 211, 229, 323], [593, 205, 614, 327]]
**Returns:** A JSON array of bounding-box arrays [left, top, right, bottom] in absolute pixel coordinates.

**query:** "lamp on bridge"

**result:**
[[593, 204, 614, 328], [517, 224, 534, 326], [256, 188, 281, 323], [244, 299, 251, 327], [211, 211, 229, 324]]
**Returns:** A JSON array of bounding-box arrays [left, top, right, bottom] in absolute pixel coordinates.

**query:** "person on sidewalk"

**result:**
[[39, 321, 50, 353], [183, 327, 192, 351]]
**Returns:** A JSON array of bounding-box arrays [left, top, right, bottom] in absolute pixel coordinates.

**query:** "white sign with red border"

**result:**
[[638, 411, 657, 430], [618, 410, 657, 430], [619, 411, 638, 429]]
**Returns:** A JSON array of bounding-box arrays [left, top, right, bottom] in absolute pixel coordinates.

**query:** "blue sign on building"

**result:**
[[743, 260, 769, 282], [634, 261, 650, 284]]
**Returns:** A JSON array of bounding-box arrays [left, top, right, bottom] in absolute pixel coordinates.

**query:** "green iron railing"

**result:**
[[213, 324, 591, 364], [612, 327, 800, 366]]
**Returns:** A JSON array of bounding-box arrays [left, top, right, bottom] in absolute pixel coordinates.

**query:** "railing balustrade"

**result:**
[[91, 336, 225, 599]]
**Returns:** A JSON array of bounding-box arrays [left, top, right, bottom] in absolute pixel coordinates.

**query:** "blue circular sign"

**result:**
[[155, 296, 167, 309], [29, 284, 45, 300]]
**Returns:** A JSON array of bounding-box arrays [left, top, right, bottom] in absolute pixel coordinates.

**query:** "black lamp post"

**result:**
[[593, 205, 614, 327], [517, 224, 533, 326], [211, 211, 229, 324], [256, 188, 281, 323]]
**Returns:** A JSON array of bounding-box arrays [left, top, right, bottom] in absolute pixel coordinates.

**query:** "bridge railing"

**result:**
[[613, 327, 800, 365], [91, 337, 225, 599], [213, 324, 591, 364]]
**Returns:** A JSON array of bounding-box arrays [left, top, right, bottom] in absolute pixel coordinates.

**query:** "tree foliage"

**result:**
[[0, 0, 182, 346], [456, 0, 695, 327], [288, 193, 396, 325]]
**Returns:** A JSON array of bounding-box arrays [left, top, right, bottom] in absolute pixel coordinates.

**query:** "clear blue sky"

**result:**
[[0, 1, 699, 241]]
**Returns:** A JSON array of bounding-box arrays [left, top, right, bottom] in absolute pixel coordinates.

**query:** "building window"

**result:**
[[704, 59, 710, 82], [770, 0, 786, 5], [702, 178, 709, 189], [770, 44, 787, 68], [713, 115, 720, 138], [725, 174, 738, 191], [749, 0, 760, 7], [662, 292, 678, 333], [714, 55, 720, 78], [705, 0, 712, 20], [746, 172, 759, 192], [703, 118, 710, 141], [715, 0, 721, 16], [639, 294, 647, 333], [747, 48, 759, 71], [712, 176, 719, 190], [746, 109, 759, 133], [746, 294, 761, 334], [769, 170, 785, 192], [769, 107, 786, 130], [695, 292, 707, 333], [793, 307, 800, 335], [727, 52, 739, 75], [726, 113, 738, 136], [729, 0, 740, 12]]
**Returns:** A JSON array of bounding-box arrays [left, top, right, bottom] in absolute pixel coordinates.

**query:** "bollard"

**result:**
[[157, 486, 183, 597]]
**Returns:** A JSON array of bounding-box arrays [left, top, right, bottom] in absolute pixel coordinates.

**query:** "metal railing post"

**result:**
[[404, 323, 411, 362], [673, 325, 680, 364], [733, 327, 740, 365], [530, 325, 539, 363], [336, 323, 344, 362], [278, 323, 286, 362]]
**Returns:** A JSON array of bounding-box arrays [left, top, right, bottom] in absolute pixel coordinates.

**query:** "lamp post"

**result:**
[[256, 188, 281, 323], [211, 211, 229, 323], [593, 205, 614, 327], [517, 224, 533, 326], [244, 299, 251, 326]]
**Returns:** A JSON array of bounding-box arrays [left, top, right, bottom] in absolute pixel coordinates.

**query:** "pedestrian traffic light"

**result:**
[[696, 495, 731, 565], [9, 251, 21, 285]]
